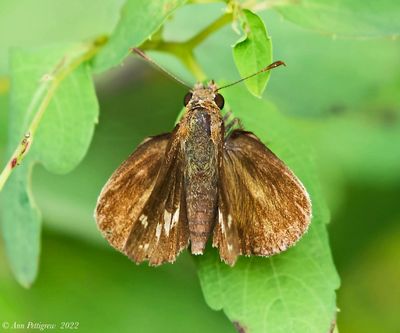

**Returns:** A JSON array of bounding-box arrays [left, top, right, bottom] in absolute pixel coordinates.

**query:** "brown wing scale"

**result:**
[[213, 130, 312, 265], [95, 127, 189, 266], [212, 165, 241, 265]]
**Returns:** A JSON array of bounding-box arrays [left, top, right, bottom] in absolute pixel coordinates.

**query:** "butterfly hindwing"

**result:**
[[214, 130, 312, 265], [122, 126, 190, 265]]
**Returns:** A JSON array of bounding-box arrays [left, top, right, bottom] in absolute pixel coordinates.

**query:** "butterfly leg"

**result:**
[[225, 117, 244, 138], [223, 109, 244, 136], [223, 110, 233, 123]]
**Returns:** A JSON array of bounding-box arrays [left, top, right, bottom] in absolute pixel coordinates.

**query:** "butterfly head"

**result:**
[[183, 81, 225, 110]]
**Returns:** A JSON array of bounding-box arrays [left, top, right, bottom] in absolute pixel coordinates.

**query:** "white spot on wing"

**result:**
[[227, 214, 233, 228], [136, 169, 146, 177], [144, 243, 149, 251], [139, 214, 148, 228], [156, 223, 162, 241], [164, 210, 172, 236], [171, 208, 179, 229], [227, 244, 233, 252], [218, 210, 225, 234]]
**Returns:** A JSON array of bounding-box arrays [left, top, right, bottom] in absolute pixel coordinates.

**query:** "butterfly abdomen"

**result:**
[[183, 108, 220, 254]]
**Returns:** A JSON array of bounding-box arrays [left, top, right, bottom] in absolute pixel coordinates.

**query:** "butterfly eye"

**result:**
[[214, 93, 224, 109], [183, 92, 193, 106]]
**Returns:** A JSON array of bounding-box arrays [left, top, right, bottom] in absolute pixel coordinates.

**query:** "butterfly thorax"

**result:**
[[179, 84, 224, 254]]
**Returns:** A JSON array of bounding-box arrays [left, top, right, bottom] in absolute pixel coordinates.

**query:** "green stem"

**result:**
[[141, 13, 232, 81], [187, 13, 232, 48], [182, 52, 207, 81], [0, 39, 104, 192]]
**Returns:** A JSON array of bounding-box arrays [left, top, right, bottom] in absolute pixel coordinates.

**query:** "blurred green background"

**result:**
[[0, 1, 399, 332]]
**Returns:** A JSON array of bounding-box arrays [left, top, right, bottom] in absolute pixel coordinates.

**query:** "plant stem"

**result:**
[[0, 39, 104, 192], [141, 12, 232, 81], [182, 52, 207, 81], [187, 13, 232, 48]]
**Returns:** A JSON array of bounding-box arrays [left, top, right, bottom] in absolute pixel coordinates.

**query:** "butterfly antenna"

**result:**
[[131, 48, 192, 90], [216, 61, 286, 91]]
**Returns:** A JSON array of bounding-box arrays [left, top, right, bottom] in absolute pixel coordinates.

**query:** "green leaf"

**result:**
[[0, 0, 124, 75], [0, 45, 98, 287], [94, 0, 188, 72], [257, 10, 400, 118], [233, 9, 272, 97], [197, 85, 339, 333], [274, 0, 400, 37], [0, 163, 41, 288], [0, 232, 235, 332]]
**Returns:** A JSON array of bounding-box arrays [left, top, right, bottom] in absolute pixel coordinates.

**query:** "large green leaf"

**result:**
[[0, 46, 98, 287], [94, 0, 188, 72], [0, 230, 235, 333], [172, 7, 400, 186], [258, 11, 400, 118], [197, 85, 339, 333], [0, 0, 124, 75], [273, 0, 400, 37], [233, 9, 273, 97]]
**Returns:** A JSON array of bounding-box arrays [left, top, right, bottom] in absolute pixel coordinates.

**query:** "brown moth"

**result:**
[[95, 54, 312, 266]]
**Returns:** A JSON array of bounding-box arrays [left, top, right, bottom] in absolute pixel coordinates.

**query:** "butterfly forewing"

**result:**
[[123, 138, 190, 265], [95, 127, 190, 265], [95, 133, 171, 250], [212, 165, 241, 265], [213, 130, 312, 264]]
